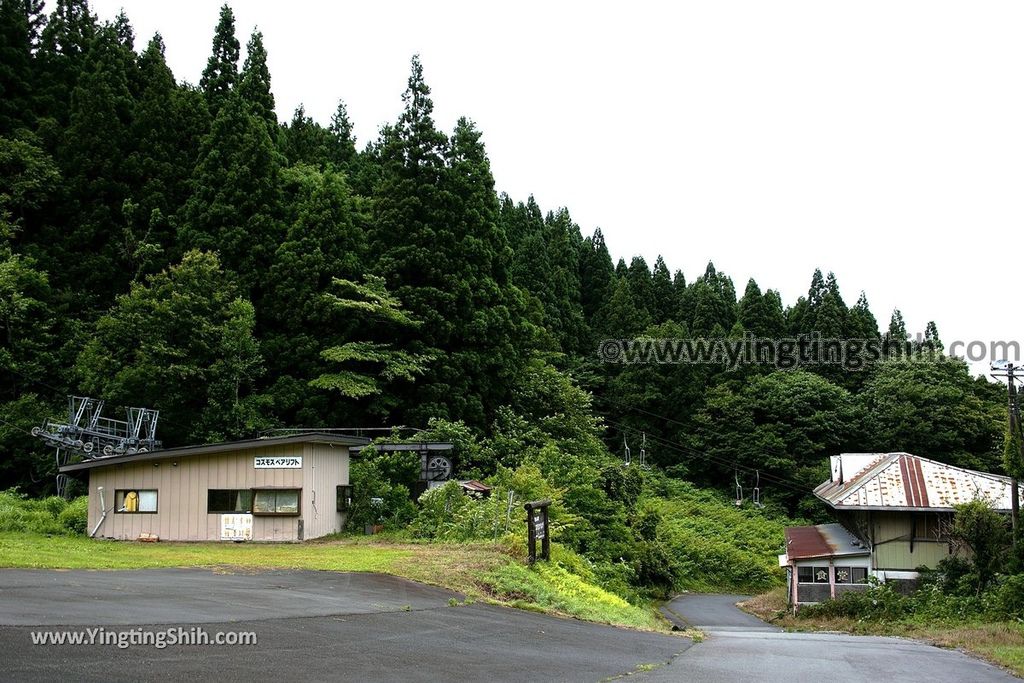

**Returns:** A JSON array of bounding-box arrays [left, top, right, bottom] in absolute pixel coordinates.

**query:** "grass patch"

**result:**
[[739, 587, 1024, 677], [651, 481, 790, 593], [0, 532, 672, 633], [482, 561, 666, 630]]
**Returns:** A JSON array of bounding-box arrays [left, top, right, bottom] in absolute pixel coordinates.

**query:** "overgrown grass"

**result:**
[[740, 587, 1024, 677], [0, 490, 88, 535], [482, 561, 665, 630], [651, 481, 790, 592], [0, 532, 671, 632]]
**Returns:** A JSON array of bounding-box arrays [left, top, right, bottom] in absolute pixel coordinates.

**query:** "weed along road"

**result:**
[[0, 569, 691, 682], [649, 594, 1019, 683]]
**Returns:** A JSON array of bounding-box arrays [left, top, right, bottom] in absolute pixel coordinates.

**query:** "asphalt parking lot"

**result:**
[[0, 569, 689, 682]]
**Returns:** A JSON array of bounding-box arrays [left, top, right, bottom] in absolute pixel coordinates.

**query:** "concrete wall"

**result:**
[[86, 442, 349, 542]]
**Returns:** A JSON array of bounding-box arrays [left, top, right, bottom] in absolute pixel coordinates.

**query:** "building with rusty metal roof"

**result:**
[[814, 452, 1013, 512], [781, 452, 1014, 608]]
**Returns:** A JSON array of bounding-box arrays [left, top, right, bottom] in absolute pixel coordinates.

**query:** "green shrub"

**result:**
[[0, 489, 89, 536], [58, 496, 89, 535], [802, 580, 912, 621], [40, 496, 68, 517], [995, 574, 1024, 620]]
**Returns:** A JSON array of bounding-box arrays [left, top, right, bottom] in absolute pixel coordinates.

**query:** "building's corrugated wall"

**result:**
[[301, 443, 348, 539], [869, 511, 955, 570], [86, 443, 322, 541]]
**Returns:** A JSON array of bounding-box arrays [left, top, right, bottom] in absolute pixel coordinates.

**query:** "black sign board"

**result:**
[[524, 499, 551, 563]]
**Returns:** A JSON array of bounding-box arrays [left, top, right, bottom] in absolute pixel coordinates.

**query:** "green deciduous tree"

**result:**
[[859, 358, 1004, 472], [76, 250, 270, 445], [311, 275, 433, 413], [691, 370, 863, 510]]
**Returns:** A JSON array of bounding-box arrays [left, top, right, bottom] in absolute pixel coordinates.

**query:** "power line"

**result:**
[[594, 392, 817, 494], [604, 417, 813, 497]]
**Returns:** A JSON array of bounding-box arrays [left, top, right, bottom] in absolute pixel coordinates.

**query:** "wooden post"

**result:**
[[524, 499, 551, 563]]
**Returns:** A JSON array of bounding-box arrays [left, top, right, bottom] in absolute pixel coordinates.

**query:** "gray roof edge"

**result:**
[[59, 432, 369, 472]]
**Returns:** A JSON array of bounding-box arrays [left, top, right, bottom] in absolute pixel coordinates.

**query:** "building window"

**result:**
[[336, 485, 353, 512], [115, 489, 157, 513], [797, 566, 830, 584], [253, 489, 300, 515], [914, 513, 952, 541], [208, 489, 254, 514], [832, 566, 870, 584]]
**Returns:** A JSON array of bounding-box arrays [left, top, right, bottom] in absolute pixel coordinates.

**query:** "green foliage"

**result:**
[[690, 370, 861, 510], [0, 490, 87, 534], [199, 4, 239, 118], [651, 479, 789, 592], [346, 456, 417, 531], [178, 90, 284, 294], [860, 359, 1005, 473], [483, 560, 663, 629], [949, 499, 1009, 594], [312, 275, 433, 406], [75, 250, 271, 445]]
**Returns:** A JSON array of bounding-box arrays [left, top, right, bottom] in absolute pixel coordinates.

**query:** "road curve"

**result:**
[[646, 593, 1018, 683]]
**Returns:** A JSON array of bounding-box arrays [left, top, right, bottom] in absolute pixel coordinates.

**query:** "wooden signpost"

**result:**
[[524, 499, 551, 563]]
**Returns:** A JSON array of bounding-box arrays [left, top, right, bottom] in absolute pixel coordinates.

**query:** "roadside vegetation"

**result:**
[[742, 501, 1024, 676]]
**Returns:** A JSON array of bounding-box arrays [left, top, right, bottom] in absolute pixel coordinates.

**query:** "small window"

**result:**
[[208, 489, 253, 514], [851, 567, 868, 584], [336, 485, 353, 512], [115, 489, 157, 513], [813, 566, 830, 583], [835, 567, 852, 584], [253, 489, 300, 515], [797, 566, 813, 584]]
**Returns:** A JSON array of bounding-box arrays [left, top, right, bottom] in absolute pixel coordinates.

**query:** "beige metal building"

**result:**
[[61, 433, 366, 542]]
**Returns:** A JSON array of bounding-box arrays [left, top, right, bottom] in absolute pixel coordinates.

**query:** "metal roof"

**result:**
[[814, 452, 1013, 512], [458, 479, 492, 493], [784, 523, 870, 561], [350, 442, 454, 453], [59, 432, 370, 472]]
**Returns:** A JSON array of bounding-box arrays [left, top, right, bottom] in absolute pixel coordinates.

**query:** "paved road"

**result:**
[[648, 593, 1018, 682], [0, 569, 689, 682], [2, 572, 1018, 682], [660, 592, 779, 632]]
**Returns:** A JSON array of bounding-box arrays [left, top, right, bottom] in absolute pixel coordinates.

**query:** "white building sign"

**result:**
[[254, 456, 302, 469], [220, 513, 253, 541]]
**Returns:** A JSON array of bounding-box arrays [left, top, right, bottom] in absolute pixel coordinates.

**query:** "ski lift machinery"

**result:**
[[33, 396, 161, 497]]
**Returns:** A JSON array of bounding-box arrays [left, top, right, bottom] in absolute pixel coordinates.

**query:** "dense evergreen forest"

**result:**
[[0, 0, 1010, 528]]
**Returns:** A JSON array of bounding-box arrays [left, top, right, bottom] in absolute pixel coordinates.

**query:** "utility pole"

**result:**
[[992, 361, 1022, 547]]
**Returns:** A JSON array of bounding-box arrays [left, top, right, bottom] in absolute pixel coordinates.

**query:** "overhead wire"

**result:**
[[603, 415, 814, 497]]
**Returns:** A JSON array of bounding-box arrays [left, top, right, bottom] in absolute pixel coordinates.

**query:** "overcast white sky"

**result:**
[[92, 0, 1024, 376]]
